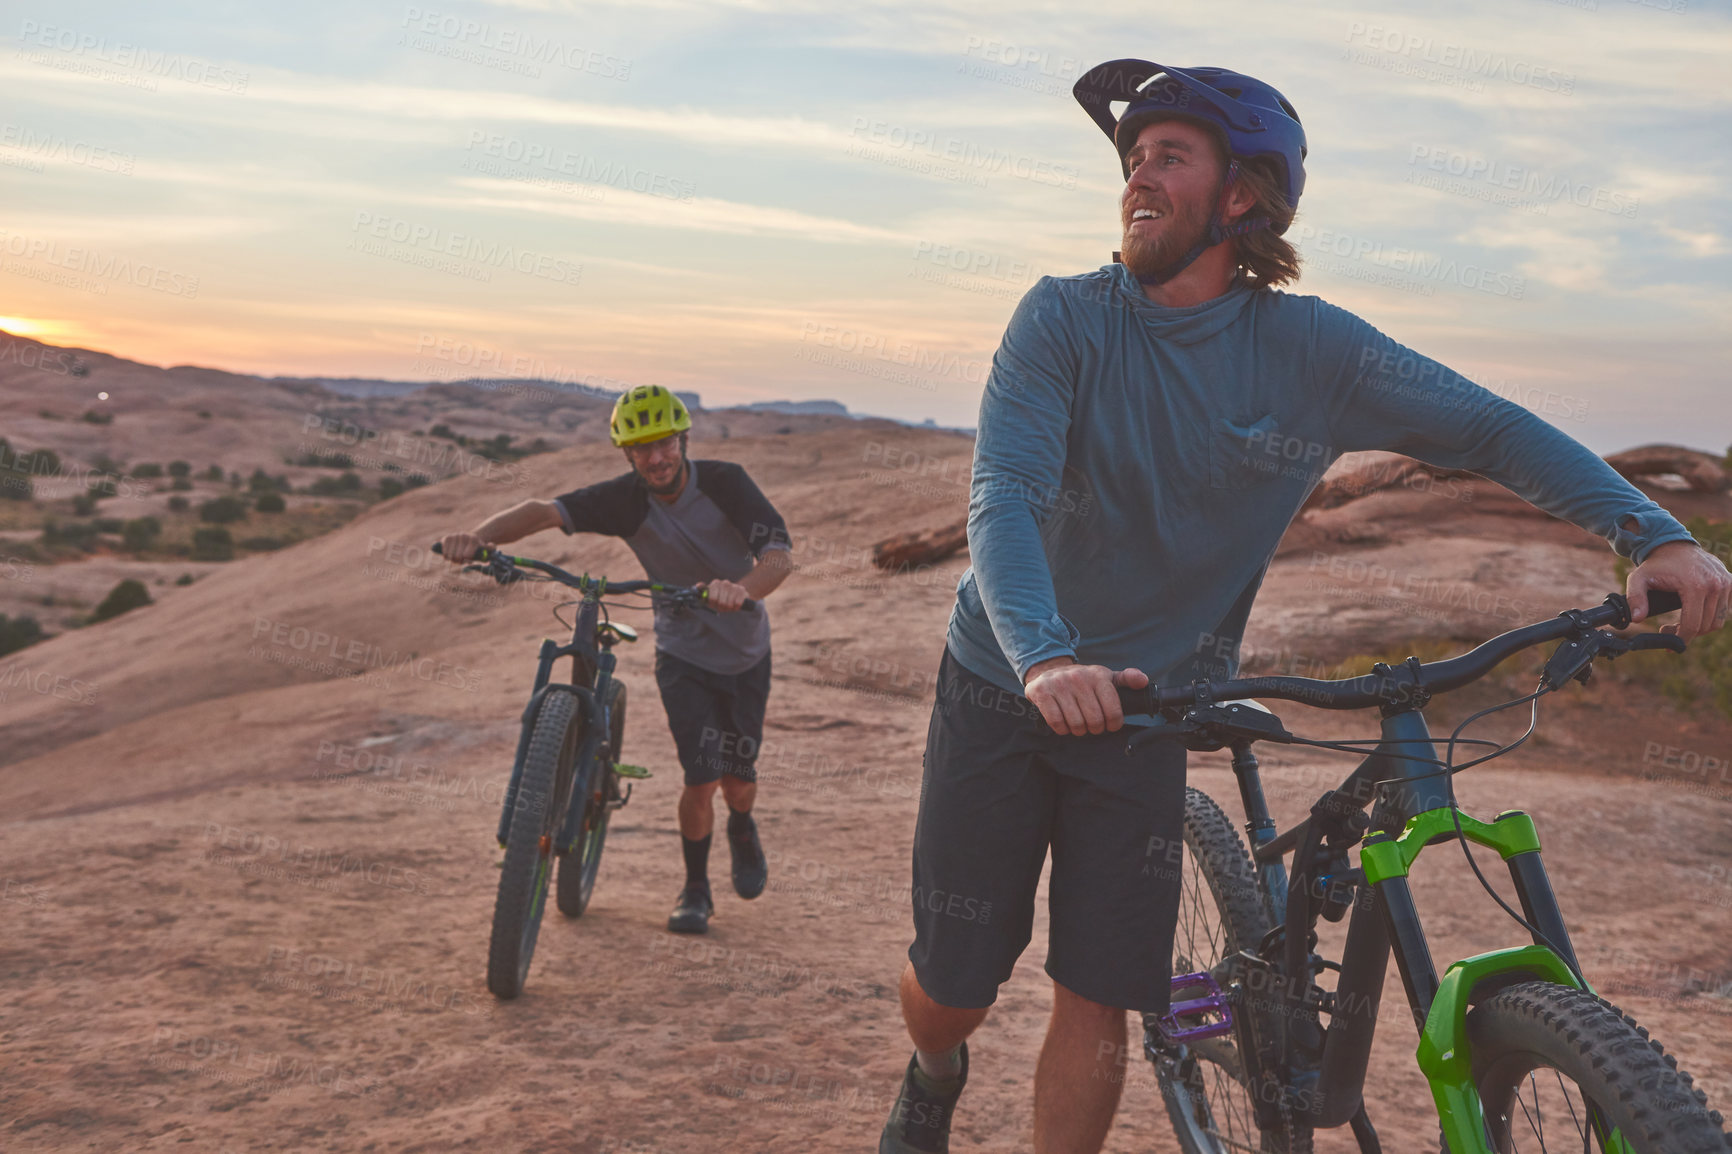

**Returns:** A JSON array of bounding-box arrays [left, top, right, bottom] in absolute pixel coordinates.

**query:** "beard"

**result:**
[[1119, 180, 1221, 283], [640, 455, 687, 496]]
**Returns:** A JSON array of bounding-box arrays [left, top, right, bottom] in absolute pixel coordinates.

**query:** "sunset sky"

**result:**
[[1, 0, 1727, 450]]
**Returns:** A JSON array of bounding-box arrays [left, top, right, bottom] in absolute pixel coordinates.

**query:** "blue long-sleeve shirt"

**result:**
[[945, 261, 1697, 696]]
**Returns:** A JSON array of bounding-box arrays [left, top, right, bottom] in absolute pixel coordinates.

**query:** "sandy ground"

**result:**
[[3, 424, 1729, 1152]]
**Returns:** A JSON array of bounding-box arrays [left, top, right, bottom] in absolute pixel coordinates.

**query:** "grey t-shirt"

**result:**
[[554, 460, 791, 675]]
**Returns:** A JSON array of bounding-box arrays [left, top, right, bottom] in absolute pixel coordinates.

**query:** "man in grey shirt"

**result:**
[[441, 386, 793, 935]]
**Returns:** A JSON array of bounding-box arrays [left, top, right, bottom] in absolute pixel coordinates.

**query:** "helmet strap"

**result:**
[[1123, 160, 1271, 287]]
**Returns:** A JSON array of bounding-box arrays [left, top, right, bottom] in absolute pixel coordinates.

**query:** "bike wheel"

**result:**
[[556, 680, 625, 918], [1467, 981, 1729, 1152], [1155, 786, 1311, 1154], [487, 690, 580, 1000]]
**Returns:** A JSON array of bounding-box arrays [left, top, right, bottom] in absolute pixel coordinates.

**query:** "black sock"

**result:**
[[682, 834, 711, 891], [727, 806, 755, 837]]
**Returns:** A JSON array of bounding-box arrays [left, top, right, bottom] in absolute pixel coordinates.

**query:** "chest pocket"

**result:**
[[1209, 413, 1282, 490]]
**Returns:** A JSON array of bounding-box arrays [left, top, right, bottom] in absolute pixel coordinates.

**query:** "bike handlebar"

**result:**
[[428, 542, 758, 611], [1116, 590, 1685, 715]]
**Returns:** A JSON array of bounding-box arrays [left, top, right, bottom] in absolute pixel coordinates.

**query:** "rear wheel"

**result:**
[[557, 680, 625, 918], [1467, 981, 1729, 1152], [486, 690, 580, 1000], [1155, 786, 1311, 1154]]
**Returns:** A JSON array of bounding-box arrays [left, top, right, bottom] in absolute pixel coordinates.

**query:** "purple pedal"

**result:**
[[1156, 971, 1234, 1043]]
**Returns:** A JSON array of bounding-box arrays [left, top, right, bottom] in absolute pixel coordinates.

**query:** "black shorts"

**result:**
[[907, 646, 1188, 1013], [655, 649, 772, 787]]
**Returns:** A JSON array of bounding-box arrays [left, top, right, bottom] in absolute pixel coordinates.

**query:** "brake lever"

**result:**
[[1601, 632, 1688, 658]]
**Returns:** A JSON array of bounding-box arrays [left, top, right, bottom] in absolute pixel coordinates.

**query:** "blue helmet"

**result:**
[[1073, 59, 1307, 227]]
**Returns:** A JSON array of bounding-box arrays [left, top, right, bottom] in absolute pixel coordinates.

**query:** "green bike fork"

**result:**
[[1362, 808, 1633, 1153]]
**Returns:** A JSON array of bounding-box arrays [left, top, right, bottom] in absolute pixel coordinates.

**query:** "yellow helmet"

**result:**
[[609, 384, 692, 447]]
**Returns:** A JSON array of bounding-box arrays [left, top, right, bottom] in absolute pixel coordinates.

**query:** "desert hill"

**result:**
[[1, 342, 1729, 1151]]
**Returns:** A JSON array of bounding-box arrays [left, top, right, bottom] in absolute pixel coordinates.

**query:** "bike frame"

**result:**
[[1210, 702, 1603, 1154]]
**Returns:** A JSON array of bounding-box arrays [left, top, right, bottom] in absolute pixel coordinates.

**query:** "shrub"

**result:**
[[295, 451, 354, 469], [93, 517, 124, 534], [254, 492, 286, 513], [167, 495, 190, 512], [204, 464, 223, 481], [81, 410, 113, 425], [378, 478, 404, 500], [71, 494, 96, 516], [123, 517, 162, 552], [132, 462, 164, 478], [198, 495, 249, 524], [0, 613, 46, 656], [40, 519, 98, 551], [170, 476, 193, 491], [87, 477, 118, 500], [175, 573, 195, 586], [191, 526, 233, 561], [168, 460, 191, 478], [404, 474, 431, 490], [197, 410, 211, 419], [91, 578, 152, 623], [309, 472, 362, 496]]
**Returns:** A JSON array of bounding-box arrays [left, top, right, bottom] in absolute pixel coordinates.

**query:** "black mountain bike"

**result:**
[[1116, 590, 1730, 1153], [431, 543, 753, 1000]]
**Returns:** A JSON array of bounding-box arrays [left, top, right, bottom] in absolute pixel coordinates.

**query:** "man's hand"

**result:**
[[438, 532, 490, 564], [1022, 656, 1150, 736], [701, 578, 749, 612], [1627, 540, 1732, 641]]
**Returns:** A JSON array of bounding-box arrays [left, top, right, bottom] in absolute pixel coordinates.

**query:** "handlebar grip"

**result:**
[[430, 541, 496, 562], [1117, 685, 1160, 715], [1641, 589, 1684, 617], [741, 598, 758, 611]]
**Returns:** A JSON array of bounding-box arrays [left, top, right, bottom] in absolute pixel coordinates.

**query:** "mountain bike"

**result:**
[[431, 542, 754, 1000], [1115, 589, 1731, 1152]]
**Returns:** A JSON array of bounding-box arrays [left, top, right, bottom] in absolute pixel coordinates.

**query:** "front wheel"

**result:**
[[556, 680, 624, 918], [1468, 981, 1729, 1152], [486, 690, 580, 1000]]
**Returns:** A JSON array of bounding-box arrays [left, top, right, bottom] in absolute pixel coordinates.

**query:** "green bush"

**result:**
[[191, 526, 234, 561], [132, 462, 164, 478], [40, 519, 98, 550], [87, 476, 118, 500], [0, 613, 46, 657], [91, 578, 152, 623], [198, 495, 249, 524], [255, 492, 286, 513], [167, 495, 190, 512], [168, 460, 191, 478], [71, 494, 96, 516], [404, 474, 431, 490], [81, 410, 113, 425], [93, 517, 124, 534], [203, 464, 223, 481], [123, 517, 162, 552], [309, 472, 362, 496], [175, 573, 195, 586], [378, 478, 404, 500], [170, 476, 193, 491]]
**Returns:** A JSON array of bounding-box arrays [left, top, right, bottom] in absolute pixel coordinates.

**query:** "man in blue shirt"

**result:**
[[879, 60, 1732, 1154]]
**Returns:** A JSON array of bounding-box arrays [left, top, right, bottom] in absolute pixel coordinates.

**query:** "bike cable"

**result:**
[[1439, 682, 1590, 988]]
